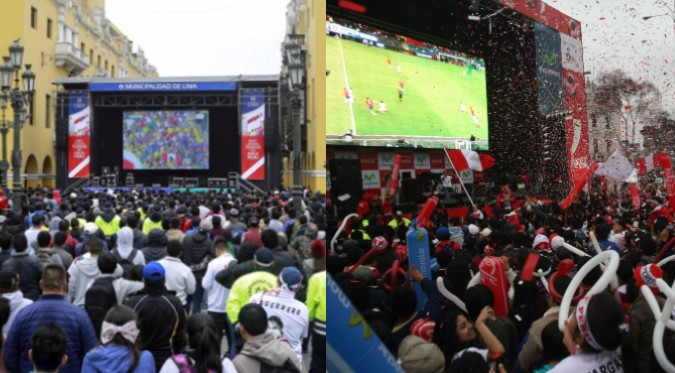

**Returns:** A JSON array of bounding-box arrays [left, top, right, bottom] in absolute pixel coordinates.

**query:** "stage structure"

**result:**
[[53, 76, 280, 191], [326, 0, 589, 207]]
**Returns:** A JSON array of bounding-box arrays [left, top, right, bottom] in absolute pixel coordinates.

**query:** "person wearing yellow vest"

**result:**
[[307, 271, 326, 372], [142, 205, 164, 235], [388, 210, 411, 229], [226, 247, 277, 354], [349, 218, 371, 240], [95, 203, 121, 237]]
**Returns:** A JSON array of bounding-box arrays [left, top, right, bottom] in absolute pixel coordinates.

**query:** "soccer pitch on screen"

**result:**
[[326, 35, 489, 148]]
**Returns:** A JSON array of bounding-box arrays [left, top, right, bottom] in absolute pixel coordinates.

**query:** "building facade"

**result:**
[[281, 0, 326, 193], [0, 0, 157, 188]]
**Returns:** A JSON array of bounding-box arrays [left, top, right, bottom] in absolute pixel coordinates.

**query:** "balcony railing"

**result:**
[[54, 42, 90, 75]]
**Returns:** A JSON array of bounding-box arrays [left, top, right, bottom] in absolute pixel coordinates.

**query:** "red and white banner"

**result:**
[[444, 149, 495, 172], [657, 153, 675, 209], [240, 89, 265, 180], [636, 152, 666, 176], [68, 92, 90, 178]]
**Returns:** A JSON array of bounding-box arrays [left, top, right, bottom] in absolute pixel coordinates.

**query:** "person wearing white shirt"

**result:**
[[202, 237, 237, 353], [159, 240, 196, 309], [24, 214, 44, 253], [248, 267, 309, 364], [0, 269, 32, 335]]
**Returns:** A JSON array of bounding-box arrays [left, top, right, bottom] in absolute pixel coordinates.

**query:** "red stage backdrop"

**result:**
[[240, 89, 266, 180], [68, 92, 90, 178]]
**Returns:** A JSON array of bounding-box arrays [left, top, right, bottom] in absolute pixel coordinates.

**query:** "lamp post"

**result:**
[[286, 34, 305, 213], [0, 40, 35, 215], [0, 86, 10, 189]]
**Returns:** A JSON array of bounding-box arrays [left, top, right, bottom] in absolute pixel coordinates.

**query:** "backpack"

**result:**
[[171, 354, 216, 373], [84, 276, 117, 338], [112, 248, 138, 279], [259, 358, 301, 373]]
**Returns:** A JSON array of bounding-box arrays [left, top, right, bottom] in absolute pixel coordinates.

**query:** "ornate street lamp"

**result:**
[[285, 34, 306, 213], [0, 89, 10, 188], [0, 40, 35, 214]]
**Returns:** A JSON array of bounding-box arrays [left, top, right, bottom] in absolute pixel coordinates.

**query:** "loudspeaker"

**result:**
[[329, 159, 362, 193], [55, 119, 68, 149], [329, 159, 363, 217]]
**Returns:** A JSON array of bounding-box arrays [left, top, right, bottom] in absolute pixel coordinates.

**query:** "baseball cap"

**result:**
[[279, 267, 303, 291], [229, 208, 239, 217], [143, 262, 166, 281], [254, 247, 274, 267], [84, 222, 98, 235]]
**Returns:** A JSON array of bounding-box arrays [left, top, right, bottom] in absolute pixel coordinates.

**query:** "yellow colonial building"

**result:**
[[0, 0, 157, 188], [281, 0, 326, 193]]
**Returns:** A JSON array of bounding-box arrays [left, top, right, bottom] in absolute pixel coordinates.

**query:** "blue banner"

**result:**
[[89, 81, 237, 92], [407, 227, 430, 311], [534, 22, 564, 116], [327, 274, 404, 373], [240, 89, 266, 135]]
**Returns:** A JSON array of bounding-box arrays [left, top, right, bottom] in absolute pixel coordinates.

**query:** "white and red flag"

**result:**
[[444, 149, 495, 172]]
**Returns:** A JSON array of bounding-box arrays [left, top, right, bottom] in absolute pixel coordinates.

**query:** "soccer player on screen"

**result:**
[[459, 101, 467, 113], [378, 101, 388, 113], [365, 97, 376, 115], [398, 88, 404, 103], [343, 87, 353, 103]]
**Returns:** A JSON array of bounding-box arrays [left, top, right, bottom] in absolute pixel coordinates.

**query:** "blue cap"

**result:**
[[143, 262, 165, 281], [254, 247, 274, 266], [436, 227, 450, 241], [279, 267, 302, 290]]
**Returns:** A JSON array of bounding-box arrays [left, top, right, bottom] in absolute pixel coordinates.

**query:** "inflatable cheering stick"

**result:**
[[479, 249, 510, 317], [346, 236, 389, 274], [407, 227, 430, 311]]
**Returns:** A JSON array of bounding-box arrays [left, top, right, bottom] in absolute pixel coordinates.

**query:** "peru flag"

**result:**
[[444, 149, 495, 172], [636, 152, 666, 176]]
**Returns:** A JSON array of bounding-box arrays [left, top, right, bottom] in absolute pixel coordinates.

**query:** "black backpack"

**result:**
[[259, 358, 301, 373], [84, 276, 117, 339], [112, 248, 138, 279]]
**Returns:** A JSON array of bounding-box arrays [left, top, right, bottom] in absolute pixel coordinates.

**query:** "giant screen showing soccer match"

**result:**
[[122, 110, 209, 170], [326, 16, 489, 149]]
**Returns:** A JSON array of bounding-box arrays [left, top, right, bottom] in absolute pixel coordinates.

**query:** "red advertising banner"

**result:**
[[240, 89, 266, 180], [68, 92, 90, 178]]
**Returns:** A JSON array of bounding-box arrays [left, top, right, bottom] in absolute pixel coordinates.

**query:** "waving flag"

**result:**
[[444, 149, 495, 172], [636, 152, 667, 176]]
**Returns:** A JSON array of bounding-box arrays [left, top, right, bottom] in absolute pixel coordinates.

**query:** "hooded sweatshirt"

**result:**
[[2, 290, 33, 334], [115, 227, 146, 267], [68, 256, 123, 306], [81, 343, 155, 373], [232, 333, 301, 373], [141, 229, 167, 263]]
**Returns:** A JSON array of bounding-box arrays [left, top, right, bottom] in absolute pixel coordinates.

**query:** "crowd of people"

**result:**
[[0, 187, 326, 373], [329, 183, 675, 373]]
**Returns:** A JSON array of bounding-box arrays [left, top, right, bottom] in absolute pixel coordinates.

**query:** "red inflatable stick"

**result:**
[[630, 185, 640, 210], [653, 236, 675, 265], [657, 153, 675, 210], [479, 256, 510, 317], [416, 196, 438, 228], [388, 155, 402, 197], [346, 236, 389, 273]]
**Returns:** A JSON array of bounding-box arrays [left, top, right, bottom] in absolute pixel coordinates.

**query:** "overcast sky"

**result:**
[[543, 0, 675, 114], [105, 0, 289, 77]]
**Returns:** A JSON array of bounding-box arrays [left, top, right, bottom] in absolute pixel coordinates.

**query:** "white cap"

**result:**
[[533, 234, 549, 249], [84, 222, 98, 235], [480, 228, 492, 237], [468, 224, 479, 235]]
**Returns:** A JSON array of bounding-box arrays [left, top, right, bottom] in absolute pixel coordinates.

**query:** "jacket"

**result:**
[[181, 231, 213, 273], [271, 245, 303, 276], [215, 259, 254, 289], [307, 271, 326, 340], [1, 253, 43, 301], [68, 256, 123, 306], [142, 213, 164, 235], [518, 306, 560, 372], [1, 290, 32, 335], [133, 229, 148, 250], [82, 343, 156, 373], [166, 229, 185, 243], [626, 294, 664, 372], [96, 274, 145, 305], [3, 294, 97, 373], [127, 284, 187, 369], [51, 245, 74, 268], [95, 211, 121, 237], [232, 333, 301, 373], [226, 270, 277, 324]]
